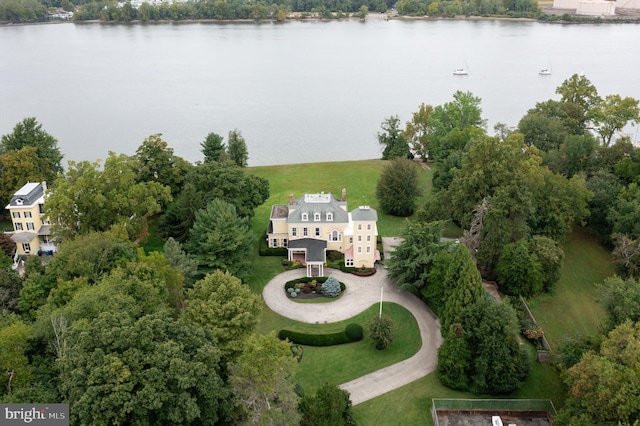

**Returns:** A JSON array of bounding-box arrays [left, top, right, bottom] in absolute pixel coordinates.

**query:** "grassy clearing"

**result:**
[[139, 217, 165, 254], [351, 342, 566, 425], [527, 227, 614, 348], [258, 302, 421, 395]]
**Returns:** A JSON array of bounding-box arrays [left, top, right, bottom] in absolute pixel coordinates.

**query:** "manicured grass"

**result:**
[[527, 227, 614, 348], [351, 342, 566, 426], [255, 302, 421, 395]]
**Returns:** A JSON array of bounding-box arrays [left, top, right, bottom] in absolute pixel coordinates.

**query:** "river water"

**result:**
[[1, 20, 639, 166]]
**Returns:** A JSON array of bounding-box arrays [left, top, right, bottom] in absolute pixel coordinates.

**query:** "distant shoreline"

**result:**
[[3, 11, 640, 27]]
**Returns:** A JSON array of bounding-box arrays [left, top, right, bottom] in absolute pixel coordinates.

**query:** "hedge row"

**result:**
[[258, 234, 287, 256], [278, 323, 364, 346]]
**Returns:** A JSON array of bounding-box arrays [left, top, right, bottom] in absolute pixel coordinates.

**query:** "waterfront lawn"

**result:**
[[527, 226, 614, 348], [256, 302, 421, 395]]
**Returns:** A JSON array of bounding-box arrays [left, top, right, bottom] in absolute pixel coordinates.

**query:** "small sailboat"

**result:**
[[453, 58, 469, 76], [539, 58, 552, 75]]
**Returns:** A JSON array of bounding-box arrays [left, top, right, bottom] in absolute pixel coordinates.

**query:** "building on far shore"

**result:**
[[551, 0, 633, 16], [267, 189, 380, 277], [5, 182, 57, 263]]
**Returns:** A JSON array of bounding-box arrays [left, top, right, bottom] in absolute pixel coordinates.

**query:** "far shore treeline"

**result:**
[[7, 0, 640, 26]]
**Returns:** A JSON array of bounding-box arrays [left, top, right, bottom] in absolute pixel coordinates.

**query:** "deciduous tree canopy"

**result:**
[[46, 153, 172, 240], [58, 310, 232, 426]]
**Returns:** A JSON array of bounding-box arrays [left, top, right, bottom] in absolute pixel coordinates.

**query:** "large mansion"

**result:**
[[267, 189, 380, 276]]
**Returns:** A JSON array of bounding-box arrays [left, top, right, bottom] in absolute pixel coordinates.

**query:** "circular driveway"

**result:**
[[262, 266, 443, 405]]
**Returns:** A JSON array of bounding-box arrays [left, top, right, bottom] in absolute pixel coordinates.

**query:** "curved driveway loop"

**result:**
[[262, 267, 443, 405]]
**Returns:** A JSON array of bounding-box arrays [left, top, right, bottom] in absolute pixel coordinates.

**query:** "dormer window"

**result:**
[[15, 199, 23, 206], [302, 213, 308, 221], [327, 213, 333, 221], [314, 212, 321, 221]]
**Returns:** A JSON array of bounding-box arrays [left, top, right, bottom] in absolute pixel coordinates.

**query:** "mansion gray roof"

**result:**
[[351, 206, 378, 221], [288, 238, 327, 262], [287, 194, 349, 224]]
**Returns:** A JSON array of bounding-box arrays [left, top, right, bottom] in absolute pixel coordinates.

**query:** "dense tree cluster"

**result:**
[[0, 0, 47, 23], [438, 297, 529, 394], [0, 117, 63, 209], [385, 75, 640, 409], [0, 127, 300, 424]]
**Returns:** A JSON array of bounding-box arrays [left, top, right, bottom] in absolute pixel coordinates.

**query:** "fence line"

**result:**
[[520, 297, 552, 352], [431, 398, 558, 425]]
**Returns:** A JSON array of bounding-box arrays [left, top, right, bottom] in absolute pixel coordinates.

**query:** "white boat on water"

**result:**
[[453, 68, 468, 75], [539, 58, 552, 75]]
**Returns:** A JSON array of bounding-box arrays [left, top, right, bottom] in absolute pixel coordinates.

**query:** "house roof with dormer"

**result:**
[[287, 193, 349, 225], [5, 182, 45, 209]]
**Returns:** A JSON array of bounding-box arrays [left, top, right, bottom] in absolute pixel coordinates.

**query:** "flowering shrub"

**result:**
[[523, 326, 544, 340]]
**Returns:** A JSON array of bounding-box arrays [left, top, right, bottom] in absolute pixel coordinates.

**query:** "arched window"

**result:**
[[314, 212, 321, 221], [302, 212, 308, 221], [329, 229, 341, 242]]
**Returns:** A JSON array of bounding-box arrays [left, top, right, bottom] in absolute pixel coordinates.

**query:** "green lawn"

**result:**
[[255, 301, 422, 397], [527, 227, 614, 348], [351, 342, 566, 426], [269, 303, 421, 395]]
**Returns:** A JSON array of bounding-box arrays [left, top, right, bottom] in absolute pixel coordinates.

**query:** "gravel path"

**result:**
[[262, 266, 443, 405]]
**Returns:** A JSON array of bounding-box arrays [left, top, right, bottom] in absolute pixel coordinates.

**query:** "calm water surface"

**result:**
[[1, 20, 639, 166]]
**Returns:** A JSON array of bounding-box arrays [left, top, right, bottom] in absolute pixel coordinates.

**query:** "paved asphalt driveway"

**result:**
[[262, 264, 443, 405]]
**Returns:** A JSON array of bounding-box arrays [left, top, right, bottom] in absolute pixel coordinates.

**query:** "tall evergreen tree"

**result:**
[[201, 132, 227, 163], [226, 129, 248, 167], [495, 239, 544, 297], [386, 221, 450, 294], [184, 199, 255, 280], [0, 117, 63, 179], [442, 244, 484, 329]]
